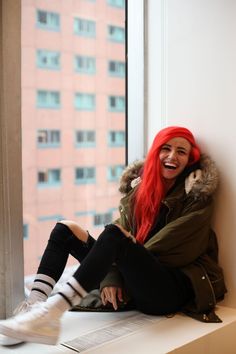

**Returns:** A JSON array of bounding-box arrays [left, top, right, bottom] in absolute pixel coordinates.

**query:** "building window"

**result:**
[[107, 165, 124, 181], [107, 0, 125, 8], [75, 130, 96, 147], [108, 95, 125, 112], [37, 90, 61, 109], [108, 25, 125, 42], [36, 50, 60, 70], [75, 93, 95, 110], [38, 215, 63, 222], [36, 10, 60, 31], [23, 224, 29, 240], [74, 55, 96, 74], [74, 18, 96, 37], [75, 167, 96, 184], [37, 130, 61, 148], [108, 131, 125, 146], [94, 212, 112, 226], [38, 169, 61, 187], [108, 60, 125, 77]]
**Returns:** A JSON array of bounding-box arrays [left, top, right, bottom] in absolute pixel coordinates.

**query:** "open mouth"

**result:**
[[164, 163, 177, 170]]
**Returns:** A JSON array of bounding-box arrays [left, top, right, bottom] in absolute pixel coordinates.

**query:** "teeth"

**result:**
[[164, 163, 177, 170]]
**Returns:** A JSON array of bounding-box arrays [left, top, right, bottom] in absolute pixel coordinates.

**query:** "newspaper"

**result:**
[[61, 312, 163, 353]]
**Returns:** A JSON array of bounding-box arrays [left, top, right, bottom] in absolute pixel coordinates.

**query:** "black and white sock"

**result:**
[[27, 274, 56, 303], [46, 277, 87, 313]]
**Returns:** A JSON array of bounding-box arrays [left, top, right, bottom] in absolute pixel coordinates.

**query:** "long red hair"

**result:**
[[134, 126, 201, 244]]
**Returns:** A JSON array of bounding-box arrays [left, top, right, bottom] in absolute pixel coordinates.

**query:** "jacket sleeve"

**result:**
[[144, 201, 213, 268], [99, 264, 124, 290]]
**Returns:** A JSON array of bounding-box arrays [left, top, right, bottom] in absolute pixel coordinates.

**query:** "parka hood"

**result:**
[[119, 154, 219, 200]]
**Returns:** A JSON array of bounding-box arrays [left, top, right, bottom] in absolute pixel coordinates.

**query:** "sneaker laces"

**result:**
[[13, 300, 43, 316], [13, 300, 31, 316], [13, 304, 47, 323]]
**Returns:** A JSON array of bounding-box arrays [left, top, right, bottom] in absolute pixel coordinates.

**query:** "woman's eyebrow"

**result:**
[[177, 146, 188, 151], [162, 144, 187, 151]]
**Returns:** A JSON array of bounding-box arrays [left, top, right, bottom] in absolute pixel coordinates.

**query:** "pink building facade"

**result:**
[[22, 0, 126, 275]]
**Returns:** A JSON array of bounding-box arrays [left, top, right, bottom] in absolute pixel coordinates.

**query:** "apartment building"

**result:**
[[21, 0, 126, 275]]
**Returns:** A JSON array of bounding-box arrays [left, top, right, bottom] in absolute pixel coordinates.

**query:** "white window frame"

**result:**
[[146, 0, 168, 146], [127, 0, 146, 162]]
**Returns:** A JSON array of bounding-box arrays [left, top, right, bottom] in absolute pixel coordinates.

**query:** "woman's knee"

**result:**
[[59, 220, 88, 242], [97, 224, 126, 244]]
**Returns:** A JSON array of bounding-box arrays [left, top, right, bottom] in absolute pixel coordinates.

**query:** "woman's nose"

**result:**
[[168, 149, 177, 159]]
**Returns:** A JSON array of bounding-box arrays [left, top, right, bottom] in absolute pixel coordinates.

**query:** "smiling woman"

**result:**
[[0, 126, 227, 346], [159, 137, 192, 190]]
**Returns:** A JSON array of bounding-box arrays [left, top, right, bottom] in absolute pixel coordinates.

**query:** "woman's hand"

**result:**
[[101, 286, 123, 310]]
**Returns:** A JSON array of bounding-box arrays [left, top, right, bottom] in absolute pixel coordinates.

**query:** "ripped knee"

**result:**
[[59, 219, 77, 229], [58, 220, 88, 242]]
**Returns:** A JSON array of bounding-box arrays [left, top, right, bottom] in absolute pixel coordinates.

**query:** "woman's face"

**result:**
[[159, 137, 191, 183]]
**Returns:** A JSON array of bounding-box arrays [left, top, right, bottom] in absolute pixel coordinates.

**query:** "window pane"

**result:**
[[74, 18, 96, 37], [108, 60, 125, 77], [74, 55, 96, 74], [108, 25, 125, 42], [37, 50, 60, 70], [37, 90, 61, 108], [22, 0, 126, 277], [75, 93, 95, 110], [36, 10, 60, 31]]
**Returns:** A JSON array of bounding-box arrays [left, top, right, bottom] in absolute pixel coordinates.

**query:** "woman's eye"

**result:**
[[161, 146, 170, 151], [178, 150, 186, 155]]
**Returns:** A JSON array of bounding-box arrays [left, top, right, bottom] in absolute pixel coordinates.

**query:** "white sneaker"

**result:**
[[0, 300, 33, 346], [0, 302, 61, 345], [0, 334, 24, 346]]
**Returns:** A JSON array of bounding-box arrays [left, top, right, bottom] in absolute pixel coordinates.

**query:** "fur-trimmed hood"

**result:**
[[119, 154, 219, 199]]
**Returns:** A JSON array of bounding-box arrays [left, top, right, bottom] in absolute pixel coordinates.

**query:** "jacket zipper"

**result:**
[[200, 264, 217, 307]]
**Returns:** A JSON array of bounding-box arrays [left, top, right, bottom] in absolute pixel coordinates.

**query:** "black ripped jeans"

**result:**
[[37, 222, 194, 315]]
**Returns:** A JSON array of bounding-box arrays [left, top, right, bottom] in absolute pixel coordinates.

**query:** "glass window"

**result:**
[[37, 90, 61, 109], [75, 167, 96, 184], [37, 50, 60, 70], [108, 60, 125, 77], [108, 95, 125, 111], [107, 0, 125, 8], [38, 169, 61, 187], [108, 25, 125, 42], [36, 10, 60, 31], [74, 55, 96, 74], [37, 130, 61, 147], [75, 130, 96, 147], [107, 165, 124, 181], [94, 212, 112, 226], [22, 1, 126, 278], [108, 131, 125, 146], [74, 18, 96, 37], [75, 93, 95, 110]]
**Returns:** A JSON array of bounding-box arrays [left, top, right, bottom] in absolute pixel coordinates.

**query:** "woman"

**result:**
[[0, 126, 226, 345]]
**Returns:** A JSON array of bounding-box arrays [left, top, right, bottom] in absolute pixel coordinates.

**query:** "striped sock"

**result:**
[[47, 277, 87, 313], [28, 274, 56, 303]]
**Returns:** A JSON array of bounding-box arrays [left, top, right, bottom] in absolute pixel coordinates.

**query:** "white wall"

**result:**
[[147, 0, 236, 308]]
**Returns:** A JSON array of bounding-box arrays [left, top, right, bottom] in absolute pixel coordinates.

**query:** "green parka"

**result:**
[[100, 154, 227, 322]]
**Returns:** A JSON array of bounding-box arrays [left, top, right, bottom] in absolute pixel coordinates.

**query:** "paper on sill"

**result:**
[[61, 312, 164, 353]]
